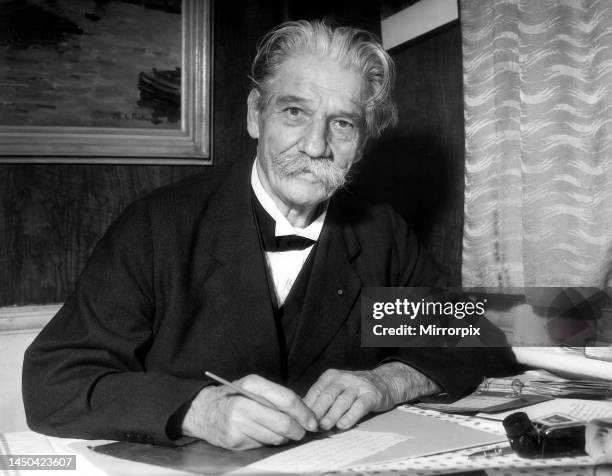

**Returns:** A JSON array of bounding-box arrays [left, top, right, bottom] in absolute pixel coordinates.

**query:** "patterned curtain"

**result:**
[[461, 0, 612, 288]]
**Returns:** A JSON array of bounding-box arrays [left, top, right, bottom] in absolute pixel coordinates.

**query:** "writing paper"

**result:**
[[247, 430, 410, 473]]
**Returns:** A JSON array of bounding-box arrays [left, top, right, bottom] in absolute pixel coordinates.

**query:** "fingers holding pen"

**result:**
[[182, 373, 316, 450], [229, 397, 297, 445], [237, 374, 318, 433]]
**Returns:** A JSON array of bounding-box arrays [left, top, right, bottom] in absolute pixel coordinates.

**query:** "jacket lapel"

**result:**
[[199, 159, 282, 378], [287, 198, 363, 384]]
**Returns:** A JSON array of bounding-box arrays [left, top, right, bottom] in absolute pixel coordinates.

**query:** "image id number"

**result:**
[[1, 454, 76, 470]]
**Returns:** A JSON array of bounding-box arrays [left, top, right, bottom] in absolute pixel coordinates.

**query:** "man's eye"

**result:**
[[334, 120, 353, 129], [285, 107, 303, 117]]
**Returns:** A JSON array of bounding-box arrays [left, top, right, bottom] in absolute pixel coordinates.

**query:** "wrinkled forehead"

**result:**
[[265, 54, 367, 112]]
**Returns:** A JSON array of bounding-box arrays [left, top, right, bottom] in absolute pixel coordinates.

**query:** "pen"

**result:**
[[205, 371, 339, 435], [204, 371, 278, 410], [467, 445, 514, 459]]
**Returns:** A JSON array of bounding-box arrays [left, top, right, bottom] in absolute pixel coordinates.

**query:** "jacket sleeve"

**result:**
[[22, 200, 207, 446], [382, 206, 521, 401]]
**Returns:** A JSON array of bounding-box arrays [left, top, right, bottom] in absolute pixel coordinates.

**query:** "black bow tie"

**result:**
[[267, 235, 316, 252], [252, 190, 318, 252]]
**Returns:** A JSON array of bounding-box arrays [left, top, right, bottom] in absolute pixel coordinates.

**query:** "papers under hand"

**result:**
[[246, 430, 411, 473]]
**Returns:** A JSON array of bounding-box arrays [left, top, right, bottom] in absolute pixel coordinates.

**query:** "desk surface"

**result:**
[[1, 406, 601, 476]]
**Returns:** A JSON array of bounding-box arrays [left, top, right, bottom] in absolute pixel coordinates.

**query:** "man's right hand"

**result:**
[[181, 374, 318, 450]]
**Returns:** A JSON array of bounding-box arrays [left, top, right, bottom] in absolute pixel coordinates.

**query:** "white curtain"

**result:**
[[461, 0, 612, 288]]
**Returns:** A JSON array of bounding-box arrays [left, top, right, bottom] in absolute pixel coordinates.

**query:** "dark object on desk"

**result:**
[[503, 412, 541, 458], [503, 411, 586, 458]]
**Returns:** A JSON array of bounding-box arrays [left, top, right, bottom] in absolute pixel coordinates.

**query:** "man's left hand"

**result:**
[[303, 362, 441, 431]]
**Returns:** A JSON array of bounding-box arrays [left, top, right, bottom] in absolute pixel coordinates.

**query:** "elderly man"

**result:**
[[23, 20, 515, 450]]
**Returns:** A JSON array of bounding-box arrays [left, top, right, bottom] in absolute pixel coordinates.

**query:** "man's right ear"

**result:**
[[246, 89, 261, 139]]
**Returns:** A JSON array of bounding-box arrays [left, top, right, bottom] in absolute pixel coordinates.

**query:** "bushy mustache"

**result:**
[[271, 153, 350, 195]]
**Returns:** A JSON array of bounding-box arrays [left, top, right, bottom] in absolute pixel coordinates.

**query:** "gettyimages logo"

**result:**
[[371, 298, 487, 320]]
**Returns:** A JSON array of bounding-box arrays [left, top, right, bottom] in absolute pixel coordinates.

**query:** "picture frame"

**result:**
[[0, 0, 211, 165]]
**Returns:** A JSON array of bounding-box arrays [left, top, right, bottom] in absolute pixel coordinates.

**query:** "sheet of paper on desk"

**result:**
[[246, 430, 410, 473], [246, 408, 505, 473], [352, 409, 505, 464], [478, 398, 612, 421]]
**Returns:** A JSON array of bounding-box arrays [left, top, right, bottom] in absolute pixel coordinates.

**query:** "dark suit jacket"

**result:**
[[22, 157, 517, 446]]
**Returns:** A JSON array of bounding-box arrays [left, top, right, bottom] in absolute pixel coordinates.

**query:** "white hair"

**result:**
[[250, 19, 398, 138]]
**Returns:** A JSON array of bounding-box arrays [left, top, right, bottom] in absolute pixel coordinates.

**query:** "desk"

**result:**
[[351, 406, 598, 476], [0, 407, 601, 476]]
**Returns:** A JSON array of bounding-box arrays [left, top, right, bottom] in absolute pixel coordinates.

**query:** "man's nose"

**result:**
[[298, 120, 331, 158]]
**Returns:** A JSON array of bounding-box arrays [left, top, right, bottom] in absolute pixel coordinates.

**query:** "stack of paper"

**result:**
[[481, 369, 612, 399], [527, 378, 612, 398], [476, 398, 612, 422]]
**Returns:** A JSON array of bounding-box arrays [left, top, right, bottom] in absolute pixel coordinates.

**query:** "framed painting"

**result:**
[[0, 0, 211, 164]]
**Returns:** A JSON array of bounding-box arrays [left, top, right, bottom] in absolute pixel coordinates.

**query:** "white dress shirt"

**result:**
[[251, 159, 327, 306]]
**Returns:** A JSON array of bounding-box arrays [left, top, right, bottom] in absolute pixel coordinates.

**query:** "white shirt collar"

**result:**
[[251, 158, 327, 241]]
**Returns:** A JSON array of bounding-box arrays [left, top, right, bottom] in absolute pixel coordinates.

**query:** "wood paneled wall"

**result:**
[[0, 3, 465, 306], [352, 24, 465, 284]]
